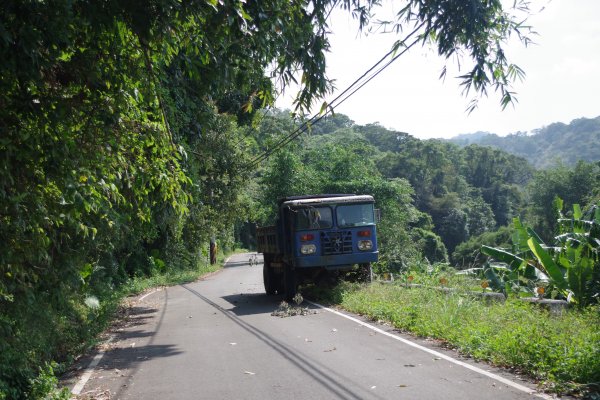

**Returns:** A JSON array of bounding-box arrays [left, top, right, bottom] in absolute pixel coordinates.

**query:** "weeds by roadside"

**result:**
[[305, 278, 600, 397], [1, 250, 240, 400]]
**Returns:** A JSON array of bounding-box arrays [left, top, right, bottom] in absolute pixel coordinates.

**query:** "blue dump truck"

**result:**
[[257, 194, 379, 299]]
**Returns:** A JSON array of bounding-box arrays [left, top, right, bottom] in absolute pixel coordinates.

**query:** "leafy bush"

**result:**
[[452, 226, 512, 268], [482, 201, 600, 306]]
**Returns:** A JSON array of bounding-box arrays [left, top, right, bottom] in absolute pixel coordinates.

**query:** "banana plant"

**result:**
[[482, 201, 599, 306]]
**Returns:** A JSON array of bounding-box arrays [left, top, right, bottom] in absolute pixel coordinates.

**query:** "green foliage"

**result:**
[[449, 116, 600, 169], [380, 0, 534, 111], [0, 0, 546, 395], [0, 0, 356, 396], [376, 135, 528, 252], [27, 363, 70, 400], [410, 228, 448, 264], [452, 225, 512, 269], [526, 161, 600, 241], [482, 203, 600, 306], [253, 114, 424, 269]]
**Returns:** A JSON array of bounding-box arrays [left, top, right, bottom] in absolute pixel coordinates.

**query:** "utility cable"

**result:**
[[247, 22, 425, 169]]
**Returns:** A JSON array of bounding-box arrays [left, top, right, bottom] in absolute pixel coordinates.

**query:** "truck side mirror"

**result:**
[[375, 209, 381, 222]]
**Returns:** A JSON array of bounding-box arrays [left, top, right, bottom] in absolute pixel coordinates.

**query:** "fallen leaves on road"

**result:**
[[244, 371, 256, 375], [324, 347, 337, 352], [77, 388, 112, 399], [271, 301, 317, 318]]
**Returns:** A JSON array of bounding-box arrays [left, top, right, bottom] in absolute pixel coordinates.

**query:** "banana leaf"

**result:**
[[483, 262, 505, 291], [527, 237, 568, 291], [481, 245, 523, 270], [511, 218, 531, 253], [481, 245, 544, 281]]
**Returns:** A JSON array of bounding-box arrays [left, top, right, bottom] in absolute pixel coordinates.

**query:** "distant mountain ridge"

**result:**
[[447, 116, 600, 169]]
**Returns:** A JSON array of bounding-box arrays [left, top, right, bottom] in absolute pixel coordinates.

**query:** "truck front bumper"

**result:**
[[294, 252, 378, 269]]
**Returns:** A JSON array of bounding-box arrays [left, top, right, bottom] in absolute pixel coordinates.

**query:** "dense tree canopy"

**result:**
[[251, 112, 599, 270], [0, 0, 538, 397], [449, 116, 600, 168]]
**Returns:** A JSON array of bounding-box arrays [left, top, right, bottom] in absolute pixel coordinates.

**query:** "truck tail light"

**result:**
[[300, 233, 315, 241], [357, 230, 371, 237]]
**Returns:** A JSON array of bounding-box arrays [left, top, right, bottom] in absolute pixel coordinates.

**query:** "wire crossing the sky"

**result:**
[[247, 22, 425, 169]]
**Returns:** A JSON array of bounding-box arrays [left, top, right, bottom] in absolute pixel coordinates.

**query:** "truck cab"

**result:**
[[257, 194, 378, 299]]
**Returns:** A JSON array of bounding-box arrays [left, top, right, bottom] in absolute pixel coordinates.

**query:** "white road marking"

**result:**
[[306, 300, 553, 400], [72, 256, 237, 395], [139, 289, 160, 302], [71, 336, 114, 395]]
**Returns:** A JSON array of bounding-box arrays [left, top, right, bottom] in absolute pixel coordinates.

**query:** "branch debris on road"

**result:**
[[271, 301, 317, 318]]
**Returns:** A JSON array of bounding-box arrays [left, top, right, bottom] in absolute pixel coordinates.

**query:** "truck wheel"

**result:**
[[263, 256, 276, 295], [359, 263, 373, 283], [283, 264, 297, 301]]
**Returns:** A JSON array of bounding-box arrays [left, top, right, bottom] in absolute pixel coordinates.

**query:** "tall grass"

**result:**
[[310, 281, 599, 395]]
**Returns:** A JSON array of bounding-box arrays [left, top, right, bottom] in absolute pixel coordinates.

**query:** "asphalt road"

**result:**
[[66, 253, 552, 399]]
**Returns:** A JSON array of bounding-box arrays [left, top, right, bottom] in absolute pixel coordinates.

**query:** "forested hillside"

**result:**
[[1, 0, 595, 398], [246, 111, 600, 269], [448, 116, 600, 168]]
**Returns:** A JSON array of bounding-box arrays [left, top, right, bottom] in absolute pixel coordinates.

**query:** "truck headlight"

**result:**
[[300, 244, 317, 255], [358, 240, 373, 251]]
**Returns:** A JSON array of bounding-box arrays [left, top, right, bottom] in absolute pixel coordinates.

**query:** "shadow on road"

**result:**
[[98, 303, 181, 372], [221, 292, 321, 317], [182, 284, 387, 400], [100, 344, 182, 371], [118, 306, 159, 328], [115, 329, 155, 340], [221, 293, 281, 316]]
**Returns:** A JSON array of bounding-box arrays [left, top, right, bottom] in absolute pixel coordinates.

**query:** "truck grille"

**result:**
[[320, 231, 352, 255]]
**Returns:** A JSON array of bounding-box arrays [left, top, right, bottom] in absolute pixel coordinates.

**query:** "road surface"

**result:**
[[65, 253, 551, 399]]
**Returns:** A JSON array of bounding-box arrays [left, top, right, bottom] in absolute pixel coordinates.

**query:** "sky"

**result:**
[[276, 0, 600, 140]]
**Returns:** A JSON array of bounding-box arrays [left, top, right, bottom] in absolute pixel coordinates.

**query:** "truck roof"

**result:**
[[282, 194, 374, 207]]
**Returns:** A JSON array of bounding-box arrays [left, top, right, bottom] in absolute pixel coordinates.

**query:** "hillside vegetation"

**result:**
[[448, 116, 600, 168], [246, 111, 600, 269], [1, 1, 596, 397]]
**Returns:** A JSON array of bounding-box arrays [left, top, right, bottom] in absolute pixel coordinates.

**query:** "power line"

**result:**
[[247, 23, 425, 169]]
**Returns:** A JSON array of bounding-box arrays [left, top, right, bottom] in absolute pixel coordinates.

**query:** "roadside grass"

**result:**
[[305, 279, 600, 396], [121, 253, 228, 295], [75, 249, 239, 356], [3, 250, 243, 400]]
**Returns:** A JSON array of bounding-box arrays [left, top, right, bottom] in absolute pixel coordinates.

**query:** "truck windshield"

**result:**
[[337, 203, 375, 228], [295, 206, 333, 230]]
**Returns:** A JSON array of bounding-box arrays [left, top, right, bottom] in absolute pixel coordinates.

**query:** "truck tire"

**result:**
[[263, 256, 277, 295], [359, 263, 373, 283], [283, 263, 297, 301]]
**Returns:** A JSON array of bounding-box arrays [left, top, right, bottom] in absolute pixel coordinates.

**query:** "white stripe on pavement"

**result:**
[[306, 300, 553, 400], [71, 336, 114, 395]]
